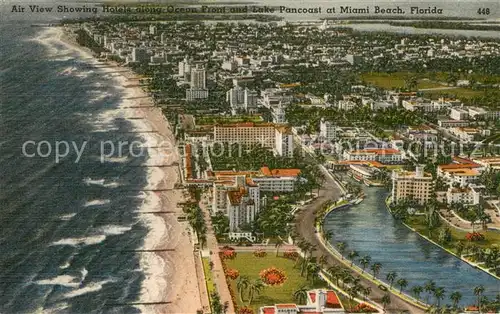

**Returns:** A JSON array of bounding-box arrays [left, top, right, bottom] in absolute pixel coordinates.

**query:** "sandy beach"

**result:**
[[40, 26, 203, 313]]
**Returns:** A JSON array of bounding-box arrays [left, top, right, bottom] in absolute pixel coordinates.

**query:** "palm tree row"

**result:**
[[183, 202, 207, 249]]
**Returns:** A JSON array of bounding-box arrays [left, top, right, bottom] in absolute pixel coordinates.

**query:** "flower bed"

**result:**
[[221, 249, 237, 260], [253, 249, 267, 258], [225, 268, 240, 280], [283, 250, 299, 260], [219, 252, 238, 311], [238, 306, 254, 314], [465, 232, 485, 241], [350, 303, 377, 313], [259, 267, 287, 286]]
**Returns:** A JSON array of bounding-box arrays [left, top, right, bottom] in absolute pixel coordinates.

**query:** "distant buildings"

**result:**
[[186, 63, 209, 101], [131, 47, 150, 63], [226, 86, 258, 111], [392, 166, 434, 205], [319, 119, 337, 141]]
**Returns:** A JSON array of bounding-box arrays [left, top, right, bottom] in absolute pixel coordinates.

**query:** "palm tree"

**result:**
[[275, 237, 284, 257], [359, 255, 371, 274], [449, 291, 462, 309], [300, 256, 313, 277], [327, 266, 341, 286], [346, 285, 360, 309], [473, 285, 485, 310], [348, 250, 359, 266], [307, 263, 320, 282], [370, 262, 382, 279], [454, 241, 465, 257], [397, 278, 408, 294], [293, 286, 310, 305], [236, 276, 250, 303], [337, 242, 347, 259], [411, 285, 424, 302], [324, 229, 334, 243], [424, 280, 437, 304], [247, 279, 264, 305], [361, 286, 371, 301], [381, 293, 391, 312], [318, 254, 328, 268], [433, 287, 445, 307], [386, 272, 398, 289]]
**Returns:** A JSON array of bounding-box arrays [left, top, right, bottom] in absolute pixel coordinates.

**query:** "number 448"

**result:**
[[477, 8, 490, 15]]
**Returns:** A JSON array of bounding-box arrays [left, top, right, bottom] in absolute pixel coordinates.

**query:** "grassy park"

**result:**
[[222, 252, 349, 312]]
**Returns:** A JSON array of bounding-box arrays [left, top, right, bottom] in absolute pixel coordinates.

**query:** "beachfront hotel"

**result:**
[[259, 289, 345, 314], [213, 122, 294, 157], [209, 167, 301, 231], [392, 166, 434, 205]]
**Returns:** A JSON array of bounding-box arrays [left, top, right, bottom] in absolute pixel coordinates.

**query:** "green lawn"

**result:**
[[202, 257, 216, 297], [422, 88, 485, 99], [406, 215, 500, 250], [359, 72, 445, 90], [223, 253, 347, 312], [359, 72, 491, 99]]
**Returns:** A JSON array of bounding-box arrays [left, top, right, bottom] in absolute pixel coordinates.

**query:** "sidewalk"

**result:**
[[200, 194, 235, 314]]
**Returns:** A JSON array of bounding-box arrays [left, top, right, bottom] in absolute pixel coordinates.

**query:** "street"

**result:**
[[295, 166, 426, 314]]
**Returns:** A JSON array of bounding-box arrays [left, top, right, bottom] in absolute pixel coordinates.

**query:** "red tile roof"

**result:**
[[326, 291, 342, 308], [275, 304, 297, 308], [262, 307, 275, 314], [260, 167, 301, 177], [309, 292, 316, 303]]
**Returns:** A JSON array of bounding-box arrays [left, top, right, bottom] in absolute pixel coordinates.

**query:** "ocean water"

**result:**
[[0, 23, 157, 313]]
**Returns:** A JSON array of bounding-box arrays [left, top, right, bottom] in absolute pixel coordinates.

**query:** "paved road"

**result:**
[[295, 166, 426, 314]]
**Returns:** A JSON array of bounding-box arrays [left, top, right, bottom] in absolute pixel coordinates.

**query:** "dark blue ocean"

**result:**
[[0, 23, 155, 313]]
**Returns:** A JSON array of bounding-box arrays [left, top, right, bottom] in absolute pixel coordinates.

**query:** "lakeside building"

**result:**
[[213, 122, 294, 157], [392, 166, 434, 205], [437, 160, 483, 188], [343, 148, 402, 164], [259, 289, 345, 314], [444, 186, 482, 205]]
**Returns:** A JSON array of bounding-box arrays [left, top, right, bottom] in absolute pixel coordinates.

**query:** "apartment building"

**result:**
[[392, 166, 434, 205]]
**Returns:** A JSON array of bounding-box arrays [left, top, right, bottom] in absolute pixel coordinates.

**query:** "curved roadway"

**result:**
[[295, 166, 425, 314]]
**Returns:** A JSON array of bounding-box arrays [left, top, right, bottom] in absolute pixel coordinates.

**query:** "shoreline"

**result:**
[[50, 26, 203, 313], [384, 196, 500, 281], [318, 202, 429, 311]]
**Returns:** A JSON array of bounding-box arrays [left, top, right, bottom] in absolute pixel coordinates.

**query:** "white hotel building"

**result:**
[[213, 123, 293, 157]]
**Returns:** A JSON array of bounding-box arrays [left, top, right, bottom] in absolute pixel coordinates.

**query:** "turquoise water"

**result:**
[[323, 187, 500, 306]]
